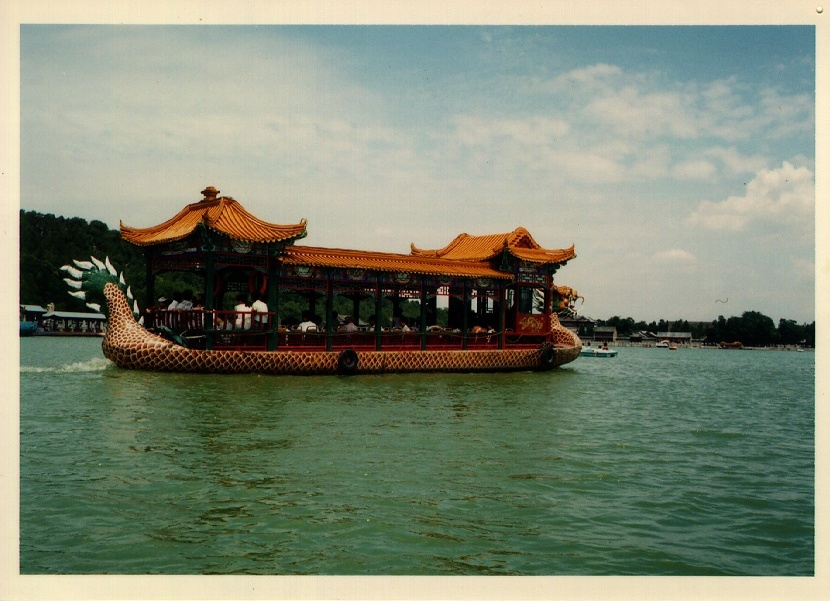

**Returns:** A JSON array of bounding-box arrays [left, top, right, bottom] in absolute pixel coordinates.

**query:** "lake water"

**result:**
[[18, 337, 814, 576]]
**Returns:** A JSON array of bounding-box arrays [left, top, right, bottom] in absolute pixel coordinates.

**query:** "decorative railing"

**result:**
[[146, 309, 273, 333], [145, 310, 546, 351]]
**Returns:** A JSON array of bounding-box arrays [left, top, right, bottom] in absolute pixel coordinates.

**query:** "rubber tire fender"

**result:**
[[539, 343, 556, 370], [337, 348, 359, 375]]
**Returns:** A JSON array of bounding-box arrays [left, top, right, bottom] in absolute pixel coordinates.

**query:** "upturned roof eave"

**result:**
[[409, 227, 573, 264], [506, 243, 577, 265], [120, 196, 307, 247], [283, 245, 514, 279]]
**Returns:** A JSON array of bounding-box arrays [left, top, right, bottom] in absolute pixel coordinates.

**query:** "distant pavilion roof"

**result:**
[[44, 310, 106, 320], [283, 245, 512, 279], [21, 304, 47, 314], [121, 188, 307, 246], [410, 227, 575, 265]]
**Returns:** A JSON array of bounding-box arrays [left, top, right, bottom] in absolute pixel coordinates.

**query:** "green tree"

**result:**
[[20, 209, 187, 311]]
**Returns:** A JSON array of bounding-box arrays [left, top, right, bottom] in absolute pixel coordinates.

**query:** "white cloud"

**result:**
[[549, 63, 622, 87], [671, 159, 717, 180], [583, 86, 698, 139], [687, 161, 814, 231], [653, 248, 697, 263], [452, 115, 570, 147], [702, 146, 769, 175]]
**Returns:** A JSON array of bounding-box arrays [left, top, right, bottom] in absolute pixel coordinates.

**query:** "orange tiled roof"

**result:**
[[283, 245, 513, 279], [121, 195, 307, 246], [410, 227, 575, 265]]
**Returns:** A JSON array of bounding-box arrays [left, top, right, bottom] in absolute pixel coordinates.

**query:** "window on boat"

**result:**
[[509, 285, 546, 315]]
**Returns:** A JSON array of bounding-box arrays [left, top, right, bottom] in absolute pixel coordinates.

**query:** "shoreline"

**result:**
[[591, 340, 813, 352]]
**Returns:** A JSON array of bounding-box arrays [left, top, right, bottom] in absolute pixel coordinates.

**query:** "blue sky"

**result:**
[[17, 23, 816, 323]]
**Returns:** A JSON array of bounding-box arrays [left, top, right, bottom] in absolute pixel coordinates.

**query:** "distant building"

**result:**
[[559, 314, 595, 338], [20, 304, 47, 322], [656, 331, 692, 344], [594, 326, 617, 342], [42, 310, 106, 335]]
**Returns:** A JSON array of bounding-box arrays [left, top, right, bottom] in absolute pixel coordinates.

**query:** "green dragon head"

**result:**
[[61, 256, 140, 320]]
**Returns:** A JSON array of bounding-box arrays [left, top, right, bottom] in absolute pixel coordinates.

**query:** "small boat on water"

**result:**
[[61, 186, 584, 376], [579, 347, 618, 358], [655, 340, 670, 348], [19, 304, 46, 336], [19, 321, 38, 336]]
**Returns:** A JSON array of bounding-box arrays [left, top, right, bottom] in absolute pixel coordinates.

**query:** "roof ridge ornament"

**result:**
[[201, 186, 220, 201]]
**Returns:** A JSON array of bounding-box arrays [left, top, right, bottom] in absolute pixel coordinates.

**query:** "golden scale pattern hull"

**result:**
[[101, 283, 581, 375]]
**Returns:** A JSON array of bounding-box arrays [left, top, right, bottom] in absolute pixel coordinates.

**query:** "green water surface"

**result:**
[[19, 337, 814, 575]]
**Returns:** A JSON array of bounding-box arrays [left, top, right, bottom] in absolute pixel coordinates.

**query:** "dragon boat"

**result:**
[[62, 186, 583, 375]]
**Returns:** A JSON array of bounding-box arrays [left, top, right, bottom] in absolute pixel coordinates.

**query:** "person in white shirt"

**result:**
[[297, 310, 317, 332], [251, 293, 269, 329], [178, 289, 194, 311], [234, 293, 252, 330]]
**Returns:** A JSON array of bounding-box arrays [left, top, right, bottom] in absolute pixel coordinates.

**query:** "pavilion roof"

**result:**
[[121, 193, 307, 246], [283, 245, 513, 280], [409, 227, 575, 265]]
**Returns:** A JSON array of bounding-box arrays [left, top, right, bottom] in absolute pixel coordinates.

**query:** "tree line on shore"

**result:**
[[598, 312, 815, 348], [20, 209, 815, 345]]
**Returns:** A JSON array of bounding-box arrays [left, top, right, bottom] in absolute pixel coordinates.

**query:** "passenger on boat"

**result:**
[[167, 293, 181, 311], [366, 316, 386, 332], [234, 293, 252, 330], [147, 296, 167, 313], [190, 294, 206, 328], [178, 289, 194, 311], [251, 293, 269, 329], [145, 297, 168, 329], [338, 316, 359, 333], [298, 311, 317, 332]]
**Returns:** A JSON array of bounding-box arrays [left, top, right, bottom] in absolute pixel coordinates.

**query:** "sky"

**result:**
[[16, 22, 817, 324]]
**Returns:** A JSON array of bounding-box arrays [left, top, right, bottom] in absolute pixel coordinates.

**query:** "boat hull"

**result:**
[[103, 342, 581, 375]]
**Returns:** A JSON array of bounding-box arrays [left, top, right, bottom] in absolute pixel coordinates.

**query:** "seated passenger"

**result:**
[[147, 296, 168, 313], [251, 293, 269, 329], [298, 310, 317, 332], [234, 293, 252, 330], [178, 289, 194, 311], [167, 293, 181, 311], [339, 316, 359, 332]]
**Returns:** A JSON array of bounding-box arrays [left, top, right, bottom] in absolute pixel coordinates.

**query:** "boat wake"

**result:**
[[20, 357, 112, 374]]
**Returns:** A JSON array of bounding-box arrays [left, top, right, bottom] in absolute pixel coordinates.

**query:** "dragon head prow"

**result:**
[[61, 256, 140, 320]]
